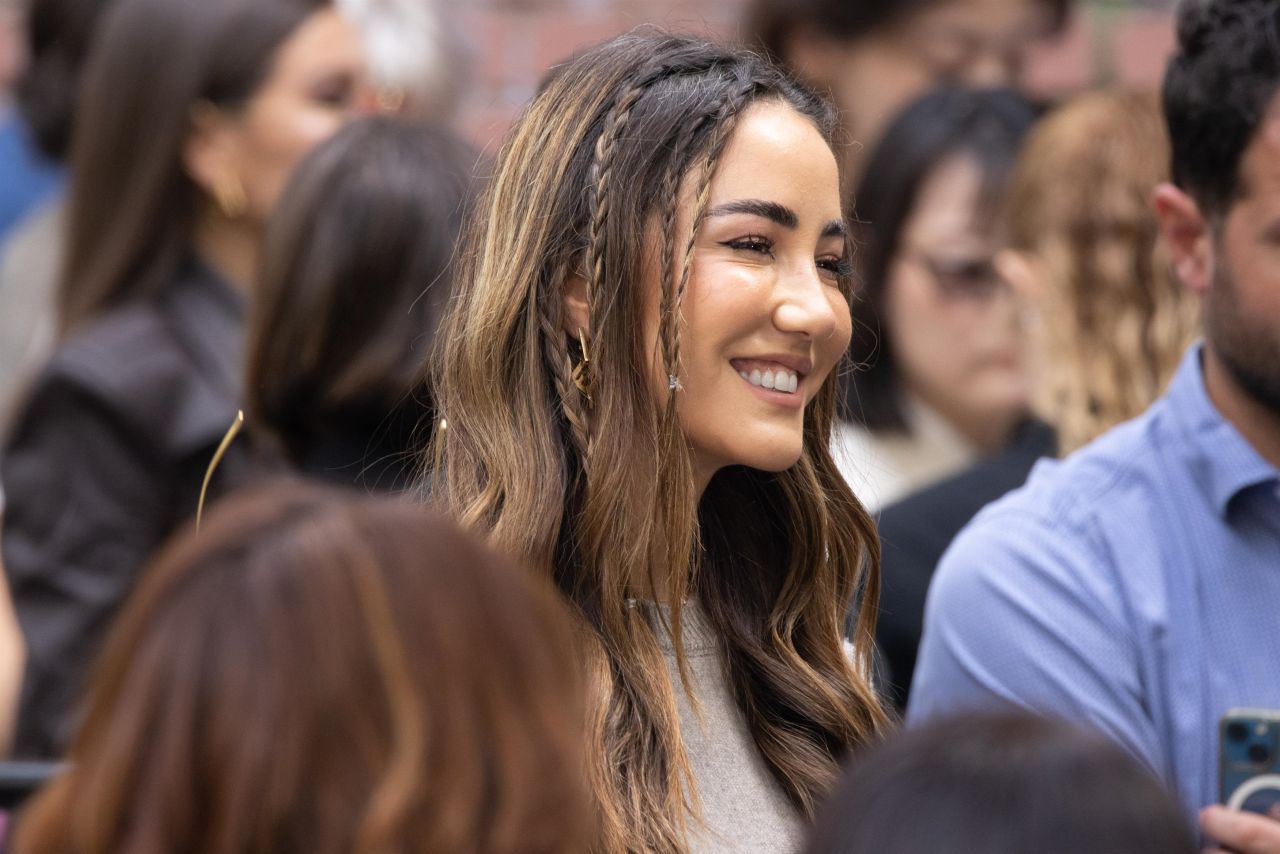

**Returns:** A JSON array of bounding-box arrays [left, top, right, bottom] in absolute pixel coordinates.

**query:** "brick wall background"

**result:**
[[453, 0, 1178, 152], [0, 0, 1178, 152]]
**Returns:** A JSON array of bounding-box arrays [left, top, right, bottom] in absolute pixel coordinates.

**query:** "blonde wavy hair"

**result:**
[[1006, 89, 1199, 453], [431, 32, 887, 853]]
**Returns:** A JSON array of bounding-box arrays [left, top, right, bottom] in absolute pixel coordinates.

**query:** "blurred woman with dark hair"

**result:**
[[806, 711, 1196, 854], [12, 481, 593, 854], [830, 88, 1050, 710], [832, 87, 1041, 512], [1, 0, 368, 757], [743, 0, 1069, 185], [246, 116, 474, 492]]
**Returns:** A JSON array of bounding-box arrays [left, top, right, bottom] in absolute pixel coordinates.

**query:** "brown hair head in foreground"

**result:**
[[14, 480, 592, 854]]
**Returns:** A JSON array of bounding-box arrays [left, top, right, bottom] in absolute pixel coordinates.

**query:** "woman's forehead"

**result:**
[[704, 102, 842, 224]]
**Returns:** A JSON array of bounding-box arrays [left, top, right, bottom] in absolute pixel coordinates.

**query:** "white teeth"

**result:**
[[741, 366, 800, 394]]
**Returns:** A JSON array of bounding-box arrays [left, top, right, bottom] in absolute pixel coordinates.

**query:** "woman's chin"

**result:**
[[736, 447, 804, 474]]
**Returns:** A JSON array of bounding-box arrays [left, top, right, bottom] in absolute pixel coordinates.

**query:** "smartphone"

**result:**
[[1220, 708, 1280, 818]]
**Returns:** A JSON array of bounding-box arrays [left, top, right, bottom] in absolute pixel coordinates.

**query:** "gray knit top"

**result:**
[[652, 603, 805, 853]]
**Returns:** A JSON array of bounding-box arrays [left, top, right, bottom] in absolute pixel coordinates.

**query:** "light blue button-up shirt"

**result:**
[[908, 344, 1280, 817]]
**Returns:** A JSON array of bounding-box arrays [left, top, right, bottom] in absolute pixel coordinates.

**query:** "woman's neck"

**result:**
[[909, 392, 1020, 454], [193, 214, 258, 293]]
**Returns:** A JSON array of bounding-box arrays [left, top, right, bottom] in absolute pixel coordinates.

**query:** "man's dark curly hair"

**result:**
[[1163, 0, 1280, 217]]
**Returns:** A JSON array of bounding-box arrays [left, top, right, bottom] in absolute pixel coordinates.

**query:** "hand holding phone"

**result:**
[[1221, 709, 1280, 818], [1208, 710, 1280, 853], [1202, 804, 1280, 854]]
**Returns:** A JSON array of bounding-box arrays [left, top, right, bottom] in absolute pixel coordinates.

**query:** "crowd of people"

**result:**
[[0, 0, 1276, 851]]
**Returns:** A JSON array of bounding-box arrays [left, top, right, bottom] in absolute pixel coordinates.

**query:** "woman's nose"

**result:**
[[773, 263, 840, 341]]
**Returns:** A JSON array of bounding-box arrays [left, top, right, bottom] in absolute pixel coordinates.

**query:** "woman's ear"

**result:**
[[562, 272, 590, 337], [183, 102, 245, 213]]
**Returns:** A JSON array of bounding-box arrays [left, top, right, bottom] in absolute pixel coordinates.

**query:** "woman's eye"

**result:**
[[817, 256, 852, 277], [723, 236, 774, 256], [310, 78, 354, 108]]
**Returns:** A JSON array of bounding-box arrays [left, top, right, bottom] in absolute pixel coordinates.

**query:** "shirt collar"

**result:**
[[1167, 341, 1280, 517]]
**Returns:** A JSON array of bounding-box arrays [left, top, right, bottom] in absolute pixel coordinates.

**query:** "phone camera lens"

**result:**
[[1228, 723, 1251, 742], [1249, 744, 1271, 764]]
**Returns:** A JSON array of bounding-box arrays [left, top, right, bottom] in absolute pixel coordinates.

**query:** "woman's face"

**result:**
[[883, 155, 1028, 446], [655, 100, 852, 489], [221, 7, 368, 222]]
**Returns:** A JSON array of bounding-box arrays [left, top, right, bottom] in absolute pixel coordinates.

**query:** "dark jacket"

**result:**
[[1, 258, 249, 757], [872, 418, 1057, 711]]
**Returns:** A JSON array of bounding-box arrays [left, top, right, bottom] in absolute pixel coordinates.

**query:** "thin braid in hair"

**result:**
[[665, 77, 758, 396], [581, 70, 666, 465], [537, 292, 592, 459], [587, 59, 727, 366], [653, 75, 730, 394]]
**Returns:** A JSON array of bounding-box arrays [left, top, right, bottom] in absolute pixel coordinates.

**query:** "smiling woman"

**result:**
[[432, 32, 888, 853]]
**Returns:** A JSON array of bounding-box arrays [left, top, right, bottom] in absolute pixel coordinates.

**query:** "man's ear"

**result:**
[[183, 101, 241, 203], [1152, 182, 1215, 296], [562, 272, 590, 338]]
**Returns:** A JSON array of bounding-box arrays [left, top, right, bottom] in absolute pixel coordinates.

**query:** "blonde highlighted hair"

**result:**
[[1007, 89, 1199, 453], [432, 32, 887, 852]]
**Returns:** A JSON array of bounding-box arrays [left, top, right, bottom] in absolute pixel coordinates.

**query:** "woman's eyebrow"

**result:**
[[822, 220, 847, 239], [706, 199, 798, 229]]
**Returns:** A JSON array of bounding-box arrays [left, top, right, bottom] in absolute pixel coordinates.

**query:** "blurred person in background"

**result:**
[[0, 0, 118, 429], [832, 87, 1050, 710], [434, 33, 888, 852], [744, 0, 1070, 186], [1002, 88, 1200, 454], [12, 481, 593, 854], [1, 0, 368, 759], [908, 3, 1280, 849], [805, 711, 1196, 854], [246, 116, 474, 492], [338, 0, 463, 118], [832, 87, 1042, 513]]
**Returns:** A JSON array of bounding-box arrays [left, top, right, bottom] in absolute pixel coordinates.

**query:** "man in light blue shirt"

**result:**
[[909, 1, 1280, 850]]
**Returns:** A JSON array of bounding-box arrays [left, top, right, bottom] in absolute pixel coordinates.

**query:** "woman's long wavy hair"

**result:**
[[1006, 90, 1200, 453], [431, 32, 888, 852]]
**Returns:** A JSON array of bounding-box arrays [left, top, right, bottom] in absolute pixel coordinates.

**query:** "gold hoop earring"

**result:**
[[571, 327, 592, 405], [214, 177, 247, 219]]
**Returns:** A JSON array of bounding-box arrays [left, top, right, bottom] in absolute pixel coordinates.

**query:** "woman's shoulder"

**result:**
[[20, 299, 235, 459]]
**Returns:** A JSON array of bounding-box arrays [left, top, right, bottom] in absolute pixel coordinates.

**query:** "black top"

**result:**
[[293, 396, 429, 494], [1, 257, 250, 757], [872, 418, 1057, 711]]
